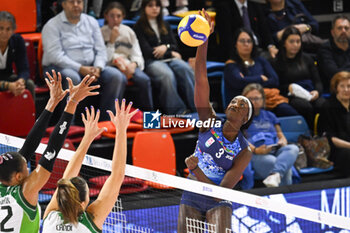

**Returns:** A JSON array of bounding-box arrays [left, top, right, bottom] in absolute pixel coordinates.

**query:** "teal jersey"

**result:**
[[42, 211, 102, 233], [0, 183, 40, 233]]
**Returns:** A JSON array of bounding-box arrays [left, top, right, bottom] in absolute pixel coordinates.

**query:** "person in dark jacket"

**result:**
[[215, 0, 277, 61], [134, 0, 195, 115], [0, 11, 35, 99], [223, 28, 298, 117], [265, 0, 319, 43], [318, 71, 350, 177], [318, 15, 350, 92], [270, 26, 325, 128]]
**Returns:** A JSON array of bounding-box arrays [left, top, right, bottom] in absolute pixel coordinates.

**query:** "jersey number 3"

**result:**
[[1, 206, 14, 232]]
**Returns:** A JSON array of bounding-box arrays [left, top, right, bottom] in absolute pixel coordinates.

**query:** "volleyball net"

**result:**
[[1, 132, 350, 233]]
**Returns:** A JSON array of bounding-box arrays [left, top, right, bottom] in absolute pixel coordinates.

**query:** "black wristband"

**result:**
[[191, 165, 199, 172], [39, 111, 73, 172]]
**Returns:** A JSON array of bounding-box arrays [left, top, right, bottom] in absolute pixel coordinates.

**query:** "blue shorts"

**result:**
[[180, 190, 233, 215]]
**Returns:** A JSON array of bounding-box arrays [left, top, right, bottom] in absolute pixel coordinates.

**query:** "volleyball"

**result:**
[[177, 14, 210, 47]]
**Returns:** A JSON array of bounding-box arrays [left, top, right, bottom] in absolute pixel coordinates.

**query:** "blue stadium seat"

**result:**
[[206, 61, 225, 73], [299, 166, 333, 175], [279, 115, 334, 175], [278, 115, 310, 143], [97, 18, 136, 27], [164, 15, 182, 30], [205, 61, 226, 108]]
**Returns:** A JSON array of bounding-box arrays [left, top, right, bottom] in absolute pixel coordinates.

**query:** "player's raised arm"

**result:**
[[87, 99, 138, 229], [43, 106, 105, 219], [195, 9, 216, 123]]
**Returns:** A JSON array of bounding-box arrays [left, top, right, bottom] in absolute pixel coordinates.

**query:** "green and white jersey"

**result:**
[[42, 211, 102, 233], [0, 183, 40, 233]]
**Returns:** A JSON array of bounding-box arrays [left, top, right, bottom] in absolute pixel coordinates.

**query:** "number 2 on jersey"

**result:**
[[1, 206, 14, 232]]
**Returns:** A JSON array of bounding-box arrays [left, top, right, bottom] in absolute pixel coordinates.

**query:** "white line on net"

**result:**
[[2, 133, 350, 230]]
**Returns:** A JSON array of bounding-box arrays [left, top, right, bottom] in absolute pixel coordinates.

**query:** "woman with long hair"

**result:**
[[223, 27, 298, 117], [0, 71, 98, 233], [102, 2, 153, 111], [270, 26, 325, 128], [133, 0, 195, 115], [42, 100, 137, 232], [177, 10, 254, 232]]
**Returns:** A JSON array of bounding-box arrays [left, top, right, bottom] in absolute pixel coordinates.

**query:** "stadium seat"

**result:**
[[97, 18, 137, 27], [278, 115, 310, 143], [2, 0, 36, 33], [0, 90, 35, 137], [132, 131, 176, 189], [298, 166, 333, 175], [279, 115, 334, 175], [163, 15, 182, 30], [19, 33, 41, 81]]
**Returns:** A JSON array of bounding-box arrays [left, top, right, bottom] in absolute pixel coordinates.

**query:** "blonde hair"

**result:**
[[56, 177, 87, 224]]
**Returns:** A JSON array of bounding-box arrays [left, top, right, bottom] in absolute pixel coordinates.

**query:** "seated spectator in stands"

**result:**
[[102, 2, 153, 111], [41, 0, 127, 121], [223, 28, 298, 117], [243, 83, 299, 187], [161, 0, 188, 16], [215, 0, 277, 61], [0, 11, 35, 99], [265, 0, 319, 44], [134, 0, 195, 115], [318, 71, 350, 177], [318, 15, 350, 92], [270, 26, 325, 128]]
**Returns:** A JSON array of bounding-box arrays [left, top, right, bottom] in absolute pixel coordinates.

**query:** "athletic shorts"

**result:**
[[180, 190, 233, 215]]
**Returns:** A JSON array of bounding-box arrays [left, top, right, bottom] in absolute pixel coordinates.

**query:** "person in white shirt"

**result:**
[[41, 0, 127, 121], [101, 2, 153, 111]]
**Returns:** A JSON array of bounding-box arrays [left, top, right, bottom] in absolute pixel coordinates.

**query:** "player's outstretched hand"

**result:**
[[67, 74, 100, 104], [45, 70, 69, 105], [82, 106, 106, 141], [107, 99, 138, 133]]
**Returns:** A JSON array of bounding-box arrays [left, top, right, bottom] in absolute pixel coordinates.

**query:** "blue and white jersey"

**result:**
[[193, 126, 249, 185]]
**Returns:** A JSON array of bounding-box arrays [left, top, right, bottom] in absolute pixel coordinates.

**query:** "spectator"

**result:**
[[41, 0, 127, 121], [223, 28, 298, 117], [161, 0, 188, 16], [215, 0, 277, 62], [243, 83, 299, 187], [318, 71, 350, 177], [318, 15, 350, 92], [134, 0, 195, 115], [271, 26, 325, 128], [265, 0, 319, 43], [102, 2, 153, 111], [0, 11, 35, 99]]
